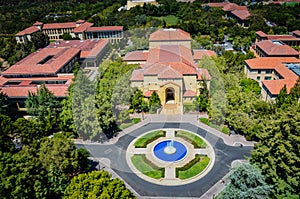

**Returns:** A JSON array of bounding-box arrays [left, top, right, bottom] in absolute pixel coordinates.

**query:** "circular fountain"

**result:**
[[153, 140, 187, 162]]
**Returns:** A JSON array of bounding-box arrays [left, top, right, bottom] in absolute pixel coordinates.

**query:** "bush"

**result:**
[[199, 118, 210, 125], [221, 126, 229, 134], [131, 154, 164, 179], [134, 130, 166, 148], [176, 155, 210, 179], [132, 118, 141, 124], [183, 102, 197, 113]]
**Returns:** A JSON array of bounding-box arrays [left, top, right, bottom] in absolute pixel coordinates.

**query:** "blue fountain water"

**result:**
[[153, 140, 187, 162]]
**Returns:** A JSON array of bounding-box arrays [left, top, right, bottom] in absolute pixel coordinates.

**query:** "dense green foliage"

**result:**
[[0, 132, 90, 199], [0, 114, 14, 153], [64, 170, 136, 199], [219, 163, 271, 199], [0, 89, 8, 114], [197, 80, 209, 112], [148, 91, 161, 113], [31, 32, 49, 50]]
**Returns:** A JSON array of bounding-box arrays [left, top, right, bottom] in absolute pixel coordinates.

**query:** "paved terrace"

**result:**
[[75, 114, 255, 198]]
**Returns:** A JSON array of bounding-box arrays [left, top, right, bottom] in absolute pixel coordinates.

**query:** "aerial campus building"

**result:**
[[15, 20, 123, 44], [0, 39, 109, 111], [124, 29, 215, 114]]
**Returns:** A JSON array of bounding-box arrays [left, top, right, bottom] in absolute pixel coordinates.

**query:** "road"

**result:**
[[77, 122, 253, 197]]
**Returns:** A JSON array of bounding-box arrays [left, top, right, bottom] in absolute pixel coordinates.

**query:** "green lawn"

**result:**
[[153, 15, 179, 25], [134, 130, 166, 148], [175, 130, 206, 148], [131, 154, 164, 179], [119, 118, 141, 130], [176, 155, 210, 180]]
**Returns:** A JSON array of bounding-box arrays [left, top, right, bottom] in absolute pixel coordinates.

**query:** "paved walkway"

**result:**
[[74, 114, 255, 198]]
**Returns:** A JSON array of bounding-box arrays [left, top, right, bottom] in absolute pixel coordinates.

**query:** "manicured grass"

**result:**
[[153, 15, 179, 25], [131, 154, 164, 179], [176, 155, 210, 180], [175, 130, 206, 148], [199, 118, 229, 135], [134, 130, 166, 148]]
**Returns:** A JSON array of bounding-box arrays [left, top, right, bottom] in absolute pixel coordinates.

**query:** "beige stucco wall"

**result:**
[[127, 0, 158, 10], [183, 75, 197, 91]]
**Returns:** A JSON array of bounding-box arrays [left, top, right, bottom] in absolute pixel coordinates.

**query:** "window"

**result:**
[[258, 70, 261, 74], [266, 69, 272, 74], [264, 76, 272, 80], [257, 76, 261, 80]]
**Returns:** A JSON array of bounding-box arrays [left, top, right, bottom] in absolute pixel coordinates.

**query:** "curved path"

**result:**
[[76, 121, 253, 198]]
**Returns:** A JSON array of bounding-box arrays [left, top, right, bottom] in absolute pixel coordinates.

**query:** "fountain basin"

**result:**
[[153, 140, 187, 162]]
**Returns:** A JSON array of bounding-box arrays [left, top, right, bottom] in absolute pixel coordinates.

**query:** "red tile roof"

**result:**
[[193, 50, 216, 60], [262, 79, 296, 95], [149, 29, 191, 41], [2, 48, 80, 76], [183, 90, 197, 97], [16, 26, 40, 36], [245, 57, 300, 69], [231, 10, 250, 20], [131, 44, 211, 81], [123, 51, 149, 61], [0, 75, 73, 98], [33, 21, 43, 26], [144, 90, 157, 97], [256, 31, 267, 38], [86, 26, 123, 32], [47, 39, 109, 58], [72, 22, 94, 33], [76, 20, 85, 23], [246, 57, 300, 95], [256, 40, 300, 56], [222, 3, 247, 12], [207, 2, 229, 7], [292, 30, 300, 37], [43, 22, 77, 29]]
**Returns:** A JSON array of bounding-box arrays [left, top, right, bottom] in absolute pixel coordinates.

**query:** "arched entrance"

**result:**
[[165, 88, 175, 104]]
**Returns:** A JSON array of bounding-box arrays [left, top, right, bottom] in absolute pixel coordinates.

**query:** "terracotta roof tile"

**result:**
[[149, 29, 191, 41], [2, 48, 80, 76], [256, 31, 267, 38], [86, 26, 123, 32], [231, 10, 250, 20], [193, 49, 216, 60], [262, 79, 296, 95], [256, 40, 300, 56], [158, 66, 183, 79], [123, 51, 148, 61], [222, 3, 247, 12], [245, 57, 300, 69], [43, 22, 77, 29], [72, 22, 94, 33], [33, 21, 43, 26], [206, 2, 229, 7], [130, 69, 144, 81], [183, 90, 197, 97], [144, 90, 157, 97], [293, 30, 300, 37], [16, 26, 40, 36]]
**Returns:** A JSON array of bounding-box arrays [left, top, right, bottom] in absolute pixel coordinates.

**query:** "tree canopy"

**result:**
[[64, 170, 136, 199]]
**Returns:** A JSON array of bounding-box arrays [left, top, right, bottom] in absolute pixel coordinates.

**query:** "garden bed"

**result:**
[[134, 130, 166, 148], [175, 130, 206, 148], [131, 154, 164, 179]]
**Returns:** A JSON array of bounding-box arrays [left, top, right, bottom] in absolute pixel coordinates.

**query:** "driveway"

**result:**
[[76, 122, 253, 197]]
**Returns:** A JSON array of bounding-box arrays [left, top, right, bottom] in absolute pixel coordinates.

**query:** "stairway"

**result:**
[[160, 103, 183, 115]]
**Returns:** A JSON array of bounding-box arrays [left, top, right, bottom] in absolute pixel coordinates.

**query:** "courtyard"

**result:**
[[76, 116, 254, 198]]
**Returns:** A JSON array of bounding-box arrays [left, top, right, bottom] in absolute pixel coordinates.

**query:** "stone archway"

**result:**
[[165, 88, 175, 104]]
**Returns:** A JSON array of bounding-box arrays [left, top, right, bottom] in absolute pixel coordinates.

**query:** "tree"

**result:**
[[219, 163, 271, 199], [239, 78, 261, 95], [130, 89, 146, 113], [251, 106, 300, 198], [25, 84, 60, 118], [197, 80, 209, 112], [39, 133, 90, 179], [276, 85, 289, 109], [31, 31, 49, 50], [13, 118, 42, 145], [64, 170, 136, 199], [0, 89, 8, 114], [148, 91, 161, 113], [0, 114, 14, 152]]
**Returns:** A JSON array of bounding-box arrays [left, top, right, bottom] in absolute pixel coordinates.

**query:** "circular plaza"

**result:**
[[126, 129, 215, 186]]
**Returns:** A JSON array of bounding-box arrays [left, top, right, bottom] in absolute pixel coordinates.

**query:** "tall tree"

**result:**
[[219, 163, 271, 199], [130, 89, 147, 113], [25, 84, 60, 118], [31, 31, 49, 50], [64, 170, 136, 199], [39, 133, 90, 179], [197, 80, 209, 112], [148, 91, 161, 113], [0, 114, 14, 153]]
